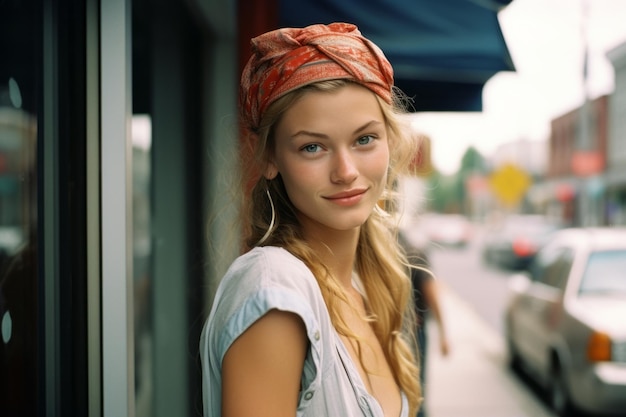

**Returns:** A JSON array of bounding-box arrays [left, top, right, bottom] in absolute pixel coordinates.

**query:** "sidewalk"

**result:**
[[422, 285, 554, 417]]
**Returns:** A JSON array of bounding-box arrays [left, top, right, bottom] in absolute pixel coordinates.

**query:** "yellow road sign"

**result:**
[[489, 163, 531, 206]]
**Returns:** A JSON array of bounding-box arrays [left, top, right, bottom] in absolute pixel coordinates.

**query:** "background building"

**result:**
[[543, 95, 609, 226]]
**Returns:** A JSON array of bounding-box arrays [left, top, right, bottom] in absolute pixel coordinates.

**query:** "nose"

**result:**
[[330, 150, 358, 184]]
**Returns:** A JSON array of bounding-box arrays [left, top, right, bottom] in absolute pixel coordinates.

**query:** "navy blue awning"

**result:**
[[279, 0, 515, 112]]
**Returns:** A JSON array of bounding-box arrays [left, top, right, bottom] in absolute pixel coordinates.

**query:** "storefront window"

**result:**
[[0, 2, 41, 415], [132, 115, 154, 417]]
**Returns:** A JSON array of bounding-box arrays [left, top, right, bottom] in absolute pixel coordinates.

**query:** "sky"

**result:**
[[409, 0, 626, 175]]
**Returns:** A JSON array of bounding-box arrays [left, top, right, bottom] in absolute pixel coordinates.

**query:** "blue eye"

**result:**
[[302, 144, 322, 153], [357, 135, 375, 145]]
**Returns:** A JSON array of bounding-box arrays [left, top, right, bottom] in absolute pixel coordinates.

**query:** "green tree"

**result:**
[[456, 146, 487, 215], [459, 146, 486, 175], [425, 147, 487, 214], [426, 169, 458, 213]]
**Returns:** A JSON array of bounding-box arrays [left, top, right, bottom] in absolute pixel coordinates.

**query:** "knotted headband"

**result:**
[[240, 22, 394, 131]]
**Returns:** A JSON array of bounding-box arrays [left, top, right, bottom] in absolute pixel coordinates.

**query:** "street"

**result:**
[[422, 231, 556, 417], [430, 238, 511, 335]]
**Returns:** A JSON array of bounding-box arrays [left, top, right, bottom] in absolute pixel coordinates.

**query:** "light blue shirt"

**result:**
[[200, 246, 408, 417]]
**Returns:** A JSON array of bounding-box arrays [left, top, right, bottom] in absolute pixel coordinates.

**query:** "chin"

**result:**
[[331, 215, 371, 231]]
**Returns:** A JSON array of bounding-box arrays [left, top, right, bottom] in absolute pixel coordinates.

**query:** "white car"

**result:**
[[505, 227, 626, 416], [422, 213, 472, 248]]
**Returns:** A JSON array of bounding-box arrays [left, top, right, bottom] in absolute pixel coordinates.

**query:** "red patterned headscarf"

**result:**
[[240, 22, 394, 131]]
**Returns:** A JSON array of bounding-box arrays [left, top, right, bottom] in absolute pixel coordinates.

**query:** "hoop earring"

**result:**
[[255, 188, 276, 246]]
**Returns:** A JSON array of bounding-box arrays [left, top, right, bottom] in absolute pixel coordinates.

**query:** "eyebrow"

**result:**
[[289, 120, 384, 140]]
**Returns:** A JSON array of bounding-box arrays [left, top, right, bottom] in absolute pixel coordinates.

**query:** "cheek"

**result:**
[[280, 157, 316, 183], [279, 160, 320, 196], [372, 148, 390, 181]]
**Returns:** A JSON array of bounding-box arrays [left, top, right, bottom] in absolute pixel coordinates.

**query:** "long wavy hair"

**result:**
[[241, 79, 422, 415]]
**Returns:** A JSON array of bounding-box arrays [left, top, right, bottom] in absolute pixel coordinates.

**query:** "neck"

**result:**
[[304, 227, 360, 289]]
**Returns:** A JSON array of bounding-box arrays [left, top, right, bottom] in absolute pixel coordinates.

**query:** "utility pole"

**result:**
[[578, 0, 591, 152], [576, 0, 606, 226], [577, 0, 593, 226]]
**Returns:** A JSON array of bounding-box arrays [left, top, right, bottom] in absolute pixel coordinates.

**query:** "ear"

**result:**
[[263, 160, 278, 180]]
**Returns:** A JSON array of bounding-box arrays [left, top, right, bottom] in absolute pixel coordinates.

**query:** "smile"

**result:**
[[324, 188, 367, 206]]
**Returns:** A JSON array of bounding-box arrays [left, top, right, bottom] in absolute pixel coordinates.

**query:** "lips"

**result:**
[[324, 188, 368, 206]]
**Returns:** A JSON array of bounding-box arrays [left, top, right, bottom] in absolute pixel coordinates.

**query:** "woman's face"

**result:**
[[269, 83, 390, 237]]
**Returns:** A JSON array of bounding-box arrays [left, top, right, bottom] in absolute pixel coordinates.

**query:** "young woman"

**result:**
[[200, 22, 422, 417]]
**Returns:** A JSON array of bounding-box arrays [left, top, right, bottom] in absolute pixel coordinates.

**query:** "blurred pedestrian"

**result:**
[[399, 229, 449, 417], [199, 22, 423, 417]]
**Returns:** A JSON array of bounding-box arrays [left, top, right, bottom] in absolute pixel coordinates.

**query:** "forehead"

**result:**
[[275, 83, 386, 136]]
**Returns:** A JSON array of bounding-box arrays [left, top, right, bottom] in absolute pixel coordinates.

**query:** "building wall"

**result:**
[[491, 138, 548, 177], [545, 94, 610, 225]]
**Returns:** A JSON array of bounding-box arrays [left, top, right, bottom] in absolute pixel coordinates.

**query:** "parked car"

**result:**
[[482, 214, 560, 270], [504, 227, 626, 416], [421, 213, 472, 248]]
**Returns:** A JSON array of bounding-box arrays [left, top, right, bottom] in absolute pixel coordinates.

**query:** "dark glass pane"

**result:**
[[0, 2, 42, 416], [132, 115, 154, 417]]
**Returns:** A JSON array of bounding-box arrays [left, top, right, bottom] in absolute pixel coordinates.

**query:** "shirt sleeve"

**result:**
[[205, 247, 324, 401]]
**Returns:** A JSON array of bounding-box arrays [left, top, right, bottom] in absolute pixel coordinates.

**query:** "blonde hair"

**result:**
[[241, 80, 422, 415]]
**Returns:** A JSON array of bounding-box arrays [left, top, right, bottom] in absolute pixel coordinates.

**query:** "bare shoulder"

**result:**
[[222, 309, 308, 417]]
